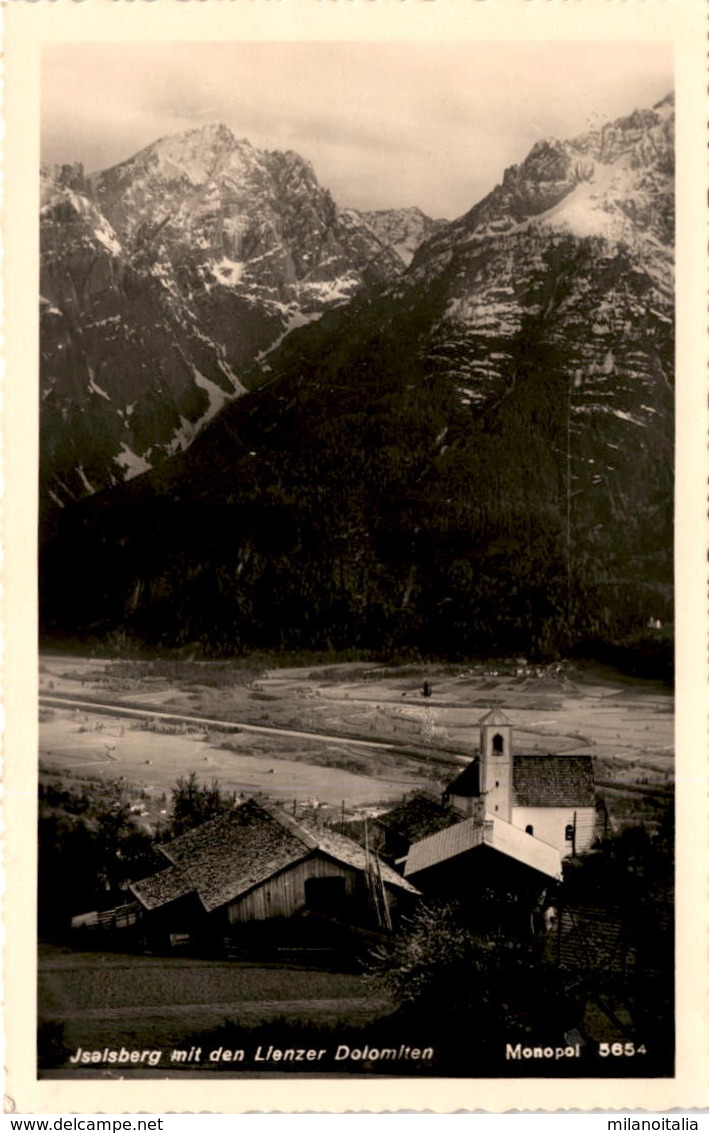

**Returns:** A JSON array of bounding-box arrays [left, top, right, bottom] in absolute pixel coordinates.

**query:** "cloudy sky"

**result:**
[[42, 41, 672, 219]]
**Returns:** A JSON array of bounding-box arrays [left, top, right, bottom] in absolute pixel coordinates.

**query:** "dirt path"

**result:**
[[39, 693, 404, 754], [42, 997, 390, 1023]]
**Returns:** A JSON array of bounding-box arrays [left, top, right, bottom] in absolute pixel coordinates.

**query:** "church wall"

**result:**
[[511, 806, 596, 857]]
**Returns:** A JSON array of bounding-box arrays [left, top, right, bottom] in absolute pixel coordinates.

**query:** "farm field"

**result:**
[[39, 653, 674, 829], [39, 944, 389, 1068], [38, 706, 421, 815]]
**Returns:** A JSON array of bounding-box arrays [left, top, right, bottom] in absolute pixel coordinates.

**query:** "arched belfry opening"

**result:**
[[492, 733, 505, 754]]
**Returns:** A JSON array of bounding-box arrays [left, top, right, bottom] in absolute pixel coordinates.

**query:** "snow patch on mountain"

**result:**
[[93, 218, 122, 256], [88, 372, 111, 401], [522, 155, 655, 244], [216, 357, 245, 391], [114, 444, 152, 480], [191, 365, 234, 420], [299, 273, 360, 305], [76, 466, 96, 495], [211, 257, 245, 286], [256, 306, 323, 363], [167, 417, 197, 456], [41, 297, 63, 318]]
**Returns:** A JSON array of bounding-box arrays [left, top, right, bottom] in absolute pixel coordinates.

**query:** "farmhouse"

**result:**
[[443, 708, 597, 857], [130, 798, 418, 947]]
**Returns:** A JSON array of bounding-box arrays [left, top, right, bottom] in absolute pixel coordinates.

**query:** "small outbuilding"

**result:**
[[404, 813, 561, 887], [362, 792, 463, 863], [402, 813, 561, 935]]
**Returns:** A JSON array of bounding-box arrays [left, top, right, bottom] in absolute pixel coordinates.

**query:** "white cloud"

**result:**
[[41, 40, 673, 219]]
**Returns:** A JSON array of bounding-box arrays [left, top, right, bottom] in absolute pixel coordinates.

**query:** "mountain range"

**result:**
[[40, 94, 674, 662]]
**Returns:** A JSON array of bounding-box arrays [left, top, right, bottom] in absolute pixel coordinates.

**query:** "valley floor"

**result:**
[[38, 654, 674, 829]]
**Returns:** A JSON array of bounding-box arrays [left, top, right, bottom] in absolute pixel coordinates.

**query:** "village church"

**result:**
[[398, 708, 597, 901], [443, 708, 597, 857]]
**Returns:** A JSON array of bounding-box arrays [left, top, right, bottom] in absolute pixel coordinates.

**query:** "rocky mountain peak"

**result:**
[[39, 122, 418, 510], [357, 205, 448, 266], [653, 91, 674, 115], [41, 162, 88, 203], [101, 121, 244, 184], [410, 94, 673, 274], [569, 97, 673, 170]]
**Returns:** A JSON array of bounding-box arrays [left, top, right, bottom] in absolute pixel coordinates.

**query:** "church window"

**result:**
[[565, 824, 575, 842], [492, 733, 504, 754], [525, 825, 534, 836]]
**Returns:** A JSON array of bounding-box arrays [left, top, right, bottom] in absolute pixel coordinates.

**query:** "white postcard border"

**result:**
[[3, 0, 708, 1114]]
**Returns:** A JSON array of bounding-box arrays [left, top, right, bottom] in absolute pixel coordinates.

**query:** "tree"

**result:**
[[168, 772, 237, 837], [38, 781, 155, 935], [367, 900, 562, 1072]]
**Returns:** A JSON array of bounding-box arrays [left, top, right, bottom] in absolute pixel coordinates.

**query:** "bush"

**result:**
[[368, 901, 537, 1019]]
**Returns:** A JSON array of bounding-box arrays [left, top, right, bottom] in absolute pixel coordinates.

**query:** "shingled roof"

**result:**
[[445, 754, 595, 808], [445, 760, 481, 799], [512, 755, 595, 808], [376, 793, 462, 843], [543, 904, 634, 974], [131, 799, 417, 914], [130, 863, 196, 911], [404, 815, 561, 881]]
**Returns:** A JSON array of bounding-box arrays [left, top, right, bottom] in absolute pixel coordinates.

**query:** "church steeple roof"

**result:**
[[478, 707, 512, 727]]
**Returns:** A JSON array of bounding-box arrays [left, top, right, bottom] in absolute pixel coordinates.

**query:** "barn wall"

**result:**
[[226, 854, 359, 924], [511, 806, 596, 856]]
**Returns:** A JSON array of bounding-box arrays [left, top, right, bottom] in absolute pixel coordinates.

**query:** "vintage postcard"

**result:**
[[3, 0, 708, 1114]]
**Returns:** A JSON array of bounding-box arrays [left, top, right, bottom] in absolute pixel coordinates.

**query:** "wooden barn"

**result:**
[[130, 799, 419, 949]]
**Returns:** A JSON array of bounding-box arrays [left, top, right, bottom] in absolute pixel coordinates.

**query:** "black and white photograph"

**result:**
[[4, 0, 707, 1114]]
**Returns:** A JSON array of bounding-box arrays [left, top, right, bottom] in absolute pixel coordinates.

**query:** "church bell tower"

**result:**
[[479, 707, 513, 821]]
